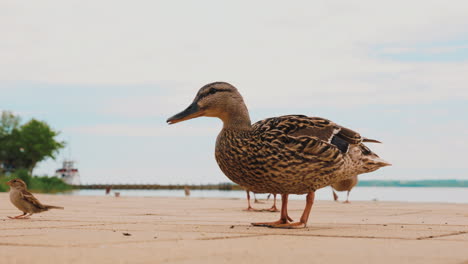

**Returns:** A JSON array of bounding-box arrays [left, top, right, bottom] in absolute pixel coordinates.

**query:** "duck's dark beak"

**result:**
[[167, 102, 204, 125]]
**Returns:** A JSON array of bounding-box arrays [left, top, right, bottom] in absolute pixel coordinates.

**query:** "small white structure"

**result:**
[[55, 160, 81, 185]]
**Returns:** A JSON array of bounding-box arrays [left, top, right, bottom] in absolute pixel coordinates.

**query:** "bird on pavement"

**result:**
[[6, 178, 64, 219], [331, 175, 359, 203]]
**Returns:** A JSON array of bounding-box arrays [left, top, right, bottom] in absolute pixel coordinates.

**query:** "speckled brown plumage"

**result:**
[[167, 81, 390, 228], [215, 115, 386, 194]]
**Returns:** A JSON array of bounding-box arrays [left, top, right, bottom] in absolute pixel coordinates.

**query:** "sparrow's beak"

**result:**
[[6, 180, 12, 186], [167, 102, 205, 125]]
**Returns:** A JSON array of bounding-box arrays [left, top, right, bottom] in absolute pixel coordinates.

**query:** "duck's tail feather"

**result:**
[[363, 138, 382, 143]]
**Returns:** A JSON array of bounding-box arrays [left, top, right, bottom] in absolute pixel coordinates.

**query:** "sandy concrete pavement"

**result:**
[[0, 193, 467, 264]]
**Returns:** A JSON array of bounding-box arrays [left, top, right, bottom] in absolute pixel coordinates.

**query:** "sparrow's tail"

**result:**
[[45, 205, 64, 210]]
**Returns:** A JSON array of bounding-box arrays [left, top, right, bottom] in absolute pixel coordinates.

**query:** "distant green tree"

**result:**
[[0, 111, 21, 171], [0, 111, 65, 175], [14, 119, 65, 175]]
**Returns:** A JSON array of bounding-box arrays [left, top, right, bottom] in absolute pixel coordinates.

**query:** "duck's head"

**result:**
[[167, 82, 251, 128], [6, 178, 27, 190], [349, 144, 391, 174]]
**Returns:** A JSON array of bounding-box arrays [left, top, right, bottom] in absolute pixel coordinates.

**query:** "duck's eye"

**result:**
[[208, 88, 217, 95], [360, 145, 371, 155]]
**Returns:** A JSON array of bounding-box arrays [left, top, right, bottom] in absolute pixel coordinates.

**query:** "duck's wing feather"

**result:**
[[253, 115, 373, 154], [20, 189, 46, 210], [253, 115, 339, 143], [252, 115, 342, 164]]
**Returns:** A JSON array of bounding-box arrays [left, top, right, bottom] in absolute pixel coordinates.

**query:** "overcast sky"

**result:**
[[1, 1, 467, 184]]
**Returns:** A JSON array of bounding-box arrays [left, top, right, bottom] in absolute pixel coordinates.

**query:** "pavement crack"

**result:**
[[198, 234, 268, 240], [417, 231, 468, 240], [0, 242, 62, 248], [0, 223, 111, 231], [387, 210, 432, 216], [0, 234, 42, 238]]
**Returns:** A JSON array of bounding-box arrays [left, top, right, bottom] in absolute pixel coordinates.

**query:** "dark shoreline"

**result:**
[[74, 179, 468, 190]]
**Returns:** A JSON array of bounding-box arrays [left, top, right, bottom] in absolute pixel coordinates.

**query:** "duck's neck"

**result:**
[[220, 102, 252, 131]]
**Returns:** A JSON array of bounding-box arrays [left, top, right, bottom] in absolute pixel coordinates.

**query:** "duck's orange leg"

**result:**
[[266, 194, 280, 212], [244, 191, 261, 211], [332, 189, 339, 201], [343, 190, 351, 203], [253, 193, 264, 204], [252, 194, 293, 226], [270, 191, 315, 229]]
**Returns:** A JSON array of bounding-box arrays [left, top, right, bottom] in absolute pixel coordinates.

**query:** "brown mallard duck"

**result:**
[[331, 175, 358, 203], [167, 82, 390, 228]]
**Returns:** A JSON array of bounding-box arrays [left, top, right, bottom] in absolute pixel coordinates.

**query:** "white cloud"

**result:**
[[96, 59, 468, 117], [380, 46, 468, 55], [1, 0, 468, 85], [1, 1, 467, 113]]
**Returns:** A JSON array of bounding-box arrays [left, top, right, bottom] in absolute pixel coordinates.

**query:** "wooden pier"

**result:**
[[73, 183, 243, 190]]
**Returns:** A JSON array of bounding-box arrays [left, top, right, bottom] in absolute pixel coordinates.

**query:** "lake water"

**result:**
[[65, 187, 468, 204]]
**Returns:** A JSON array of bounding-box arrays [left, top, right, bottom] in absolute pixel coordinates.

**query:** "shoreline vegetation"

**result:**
[[1, 176, 467, 194], [357, 179, 468, 188], [0, 169, 72, 193]]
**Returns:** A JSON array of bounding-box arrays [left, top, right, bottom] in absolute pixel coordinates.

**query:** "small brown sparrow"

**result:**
[[6, 178, 64, 219]]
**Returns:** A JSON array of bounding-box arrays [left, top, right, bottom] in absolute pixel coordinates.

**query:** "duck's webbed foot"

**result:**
[[265, 194, 279, 212], [342, 191, 351, 203], [265, 205, 280, 212], [251, 194, 293, 226], [251, 215, 293, 227], [268, 222, 306, 229], [244, 206, 261, 212], [244, 191, 263, 211], [267, 191, 316, 229]]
